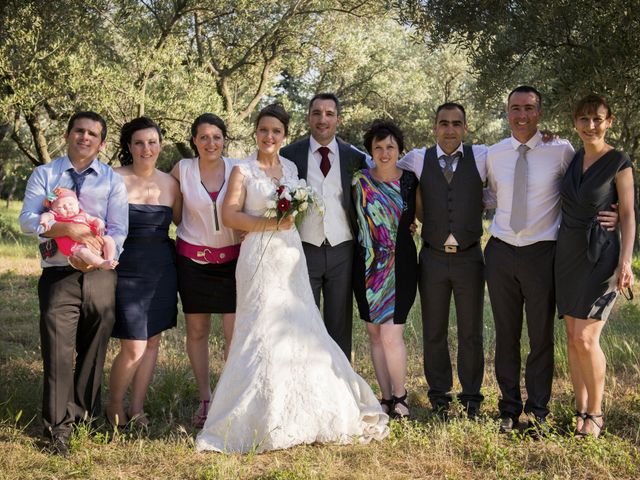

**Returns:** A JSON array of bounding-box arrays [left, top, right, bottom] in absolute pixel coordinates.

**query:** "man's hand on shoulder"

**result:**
[[540, 130, 559, 143]]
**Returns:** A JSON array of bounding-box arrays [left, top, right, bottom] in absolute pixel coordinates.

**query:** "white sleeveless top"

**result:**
[[176, 157, 241, 249]]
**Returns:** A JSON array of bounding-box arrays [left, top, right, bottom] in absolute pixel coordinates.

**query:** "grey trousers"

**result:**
[[302, 241, 354, 360], [38, 267, 116, 434], [419, 244, 485, 408]]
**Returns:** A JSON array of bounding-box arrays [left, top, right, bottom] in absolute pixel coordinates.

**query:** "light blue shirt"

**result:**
[[19, 155, 129, 267]]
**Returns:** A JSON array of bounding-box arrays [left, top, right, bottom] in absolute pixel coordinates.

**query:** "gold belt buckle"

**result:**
[[444, 245, 458, 253]]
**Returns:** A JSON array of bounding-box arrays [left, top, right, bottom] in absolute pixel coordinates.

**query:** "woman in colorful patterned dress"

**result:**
[[353, 120, 420, 418]]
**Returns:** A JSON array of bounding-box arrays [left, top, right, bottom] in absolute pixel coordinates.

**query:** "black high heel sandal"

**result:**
[[573, 411, 587, 437], [583, 413, 605, 439], [391, 391, 410, 419], [380, 398, 394, 415]]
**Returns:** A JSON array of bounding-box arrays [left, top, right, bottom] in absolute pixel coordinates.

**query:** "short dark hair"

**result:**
[[66, 111, 107, 142], [255, 102, 290, 136], [435, 102, 466, 124], [308, 92, 341, 116], [363, 119, 405, 155], [573, 94, 612, 120], [190, 113, 228, 154], [507, 85, 542, 108], [118, 117, 163, 166]]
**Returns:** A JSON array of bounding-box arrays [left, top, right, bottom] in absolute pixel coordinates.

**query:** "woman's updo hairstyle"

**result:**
[[118, 117, 162, 166], [255, 103, 290, 136]]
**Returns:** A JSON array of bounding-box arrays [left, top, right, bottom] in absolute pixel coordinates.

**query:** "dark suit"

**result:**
[[281, 137, 365, 358], [418, 145, 485, 411]]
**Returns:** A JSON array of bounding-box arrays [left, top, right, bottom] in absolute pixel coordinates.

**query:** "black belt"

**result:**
[[125, 236, 169, 244], [425, 241, 479, 254], [43, 265, 77, 272]]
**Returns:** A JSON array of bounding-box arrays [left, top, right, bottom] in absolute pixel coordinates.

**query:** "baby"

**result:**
[[38, 187, 118, 270]]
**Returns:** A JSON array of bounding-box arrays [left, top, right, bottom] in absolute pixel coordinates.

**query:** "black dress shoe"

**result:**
[[499, 416, 517, 434], [526, 415, 550, 439], [49, 433, 70, 456], [465, 404, 480, 420], [431, 402, 450, 421]]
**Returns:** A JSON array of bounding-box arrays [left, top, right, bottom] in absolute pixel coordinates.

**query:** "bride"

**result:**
[[195, 103, 389, 453]]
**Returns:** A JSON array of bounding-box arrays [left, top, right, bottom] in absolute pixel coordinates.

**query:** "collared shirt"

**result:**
[[309, 136, 339, 169], [487, 131, 574, 246], [399, 142, 488, 246], [398, 143, 488, 183], [301, 135, 352, 246], [19, 155, 129, 267]]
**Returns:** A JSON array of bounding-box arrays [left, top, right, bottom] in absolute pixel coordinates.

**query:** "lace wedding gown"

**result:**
[[195, 154, 389, 454]]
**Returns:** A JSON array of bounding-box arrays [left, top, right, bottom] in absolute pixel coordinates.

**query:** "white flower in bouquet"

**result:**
[[280, 190, 292, 201], [298, 201, 308, 212], [294, 188, 309, 202]]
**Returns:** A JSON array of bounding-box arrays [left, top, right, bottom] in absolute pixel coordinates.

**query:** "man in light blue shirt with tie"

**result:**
[[19, 111, 128, 455]]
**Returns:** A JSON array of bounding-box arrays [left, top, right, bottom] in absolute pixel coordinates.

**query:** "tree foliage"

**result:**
[[395, 0, 640, 157], [2, 0, 493, 173]]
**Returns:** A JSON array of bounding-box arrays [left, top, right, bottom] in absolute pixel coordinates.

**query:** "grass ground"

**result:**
[[0, 201, 639, 479]]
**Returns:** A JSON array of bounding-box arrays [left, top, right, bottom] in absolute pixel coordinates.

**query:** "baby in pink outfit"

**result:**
[[38, 187, 118, 270]]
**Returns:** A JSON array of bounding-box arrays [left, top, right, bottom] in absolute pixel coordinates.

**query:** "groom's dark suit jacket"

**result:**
[[280, 136, 366, 234]]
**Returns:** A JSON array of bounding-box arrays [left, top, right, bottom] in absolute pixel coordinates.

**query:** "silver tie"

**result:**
[[441, 153, 460, 184], [510, 144, 530, 234]]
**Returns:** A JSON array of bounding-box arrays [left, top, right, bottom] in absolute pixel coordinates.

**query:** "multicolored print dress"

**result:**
[[353, 169, 419, 324]]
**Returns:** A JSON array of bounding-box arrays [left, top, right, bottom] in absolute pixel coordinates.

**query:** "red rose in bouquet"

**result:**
[[277, 198, 291, 214]]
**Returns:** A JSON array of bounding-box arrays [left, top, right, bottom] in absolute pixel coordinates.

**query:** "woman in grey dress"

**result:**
[[555, 94, 635, 438]]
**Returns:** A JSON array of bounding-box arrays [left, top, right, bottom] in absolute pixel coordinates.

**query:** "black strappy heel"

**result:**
[[391, 391, 410, 419], [573, 411, 587, 437], [583, 413, 605, 439], [380, 398, 394, 415]]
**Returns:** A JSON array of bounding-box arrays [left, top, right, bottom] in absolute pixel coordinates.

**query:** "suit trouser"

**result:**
[[302, 241, 354, 360], [484, 237, 555, 419], [38, 267, 116, 435], [419, 244, 485, 408]]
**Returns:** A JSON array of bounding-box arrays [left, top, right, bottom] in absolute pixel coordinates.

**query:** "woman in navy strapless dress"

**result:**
[[107, 117, 182, 427]]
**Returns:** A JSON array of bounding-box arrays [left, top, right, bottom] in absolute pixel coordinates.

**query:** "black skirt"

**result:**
[[177, 254, 237, 314]]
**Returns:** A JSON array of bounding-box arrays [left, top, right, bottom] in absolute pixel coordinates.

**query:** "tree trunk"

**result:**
[[175, 141, 193, 159], [25, 112, 51, 164], [7, 174, 18, 206]]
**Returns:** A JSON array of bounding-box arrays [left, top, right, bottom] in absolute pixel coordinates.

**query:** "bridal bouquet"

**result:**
[[252, 180, 321, 279], [265, 179, 322, 228]]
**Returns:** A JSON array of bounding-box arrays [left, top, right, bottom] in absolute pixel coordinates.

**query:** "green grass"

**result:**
[[0, 201, 639, 479]]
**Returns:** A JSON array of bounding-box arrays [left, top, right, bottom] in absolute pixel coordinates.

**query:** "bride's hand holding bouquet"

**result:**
[[265, 179, 322, 229]]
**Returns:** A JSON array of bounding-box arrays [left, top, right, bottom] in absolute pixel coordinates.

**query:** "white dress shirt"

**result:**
[[487, 131, 574, 246], [398, 143, 488, 182]]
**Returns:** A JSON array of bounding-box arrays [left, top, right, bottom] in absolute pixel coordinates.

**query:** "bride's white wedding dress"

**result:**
[[195, 153, 389, 454]]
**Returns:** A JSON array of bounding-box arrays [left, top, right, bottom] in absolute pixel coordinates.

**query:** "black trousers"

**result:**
[[38, 267, 116, 435], [419, 244, 485, 408], [302, 241, 354, 360], [484, 237, 556, 419]]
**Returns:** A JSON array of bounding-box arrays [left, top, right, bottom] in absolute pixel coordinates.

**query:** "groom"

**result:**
[[281, 93, 366, 359]]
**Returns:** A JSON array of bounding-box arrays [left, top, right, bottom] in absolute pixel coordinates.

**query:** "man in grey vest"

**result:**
[[399, 103, 486, 418], [280, 93, 366, 359]]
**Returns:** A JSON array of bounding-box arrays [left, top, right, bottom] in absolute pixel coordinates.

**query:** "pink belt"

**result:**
[[176, 238, 240, 264]]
